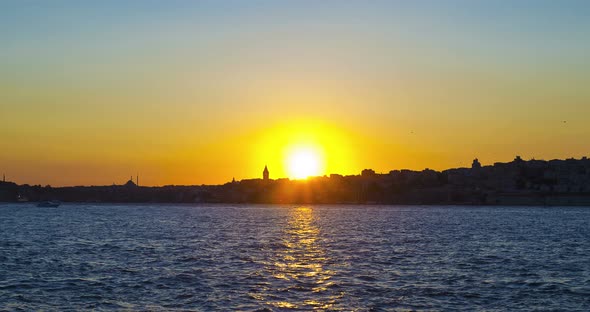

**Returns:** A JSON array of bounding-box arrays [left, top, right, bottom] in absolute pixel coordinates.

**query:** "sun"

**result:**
[[286, 147, 323, 179]]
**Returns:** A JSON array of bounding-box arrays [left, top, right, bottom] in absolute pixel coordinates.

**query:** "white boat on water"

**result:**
[[37, 200, 61, 208]]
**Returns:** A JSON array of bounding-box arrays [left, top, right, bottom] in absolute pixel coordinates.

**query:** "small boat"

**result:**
[[37, 200, 61, 208]]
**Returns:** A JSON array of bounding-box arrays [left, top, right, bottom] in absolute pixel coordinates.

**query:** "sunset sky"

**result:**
[[1, 1, 589, 186]]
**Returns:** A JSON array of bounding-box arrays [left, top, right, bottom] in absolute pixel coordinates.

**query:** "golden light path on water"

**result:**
[[253, 207, 342, 310]]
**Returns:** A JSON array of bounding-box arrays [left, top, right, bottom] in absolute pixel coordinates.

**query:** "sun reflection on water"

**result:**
[[256, 206, 342, 310]]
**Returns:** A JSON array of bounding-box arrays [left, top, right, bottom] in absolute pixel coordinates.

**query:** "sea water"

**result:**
[[0, 204, 589, 311]]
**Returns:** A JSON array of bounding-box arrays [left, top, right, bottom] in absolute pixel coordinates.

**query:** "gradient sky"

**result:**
[[1, 1, 589, 186]]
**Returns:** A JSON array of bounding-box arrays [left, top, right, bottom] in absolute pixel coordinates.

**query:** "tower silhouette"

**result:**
[[263, 165, 269, 180]]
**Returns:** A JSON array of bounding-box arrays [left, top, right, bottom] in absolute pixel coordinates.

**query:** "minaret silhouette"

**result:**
[[136, 174, 139, 186]]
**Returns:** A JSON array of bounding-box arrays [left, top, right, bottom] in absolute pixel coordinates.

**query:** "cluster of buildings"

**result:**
[[2, 156, 590, 205]]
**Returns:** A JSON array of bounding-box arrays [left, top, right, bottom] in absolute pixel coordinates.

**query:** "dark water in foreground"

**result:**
[[1, 204, 589, 311]]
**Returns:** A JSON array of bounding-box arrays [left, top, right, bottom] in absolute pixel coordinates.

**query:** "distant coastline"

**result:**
[[2, 156, 590, 206]]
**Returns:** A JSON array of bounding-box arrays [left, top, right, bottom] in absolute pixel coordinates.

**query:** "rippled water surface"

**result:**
[[1, 204, 589, 311]]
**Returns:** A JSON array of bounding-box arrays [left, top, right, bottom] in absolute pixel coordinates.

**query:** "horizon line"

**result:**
[[3, 155, 589, 188]]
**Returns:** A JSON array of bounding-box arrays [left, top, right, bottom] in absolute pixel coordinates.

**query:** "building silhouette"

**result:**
[[263, 165, 269, 180], [472, 158, 482, 169], [125, 176, 137, 187]]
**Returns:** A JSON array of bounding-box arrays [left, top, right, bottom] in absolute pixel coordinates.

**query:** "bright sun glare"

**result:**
[[286, 148, 322, 179]]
